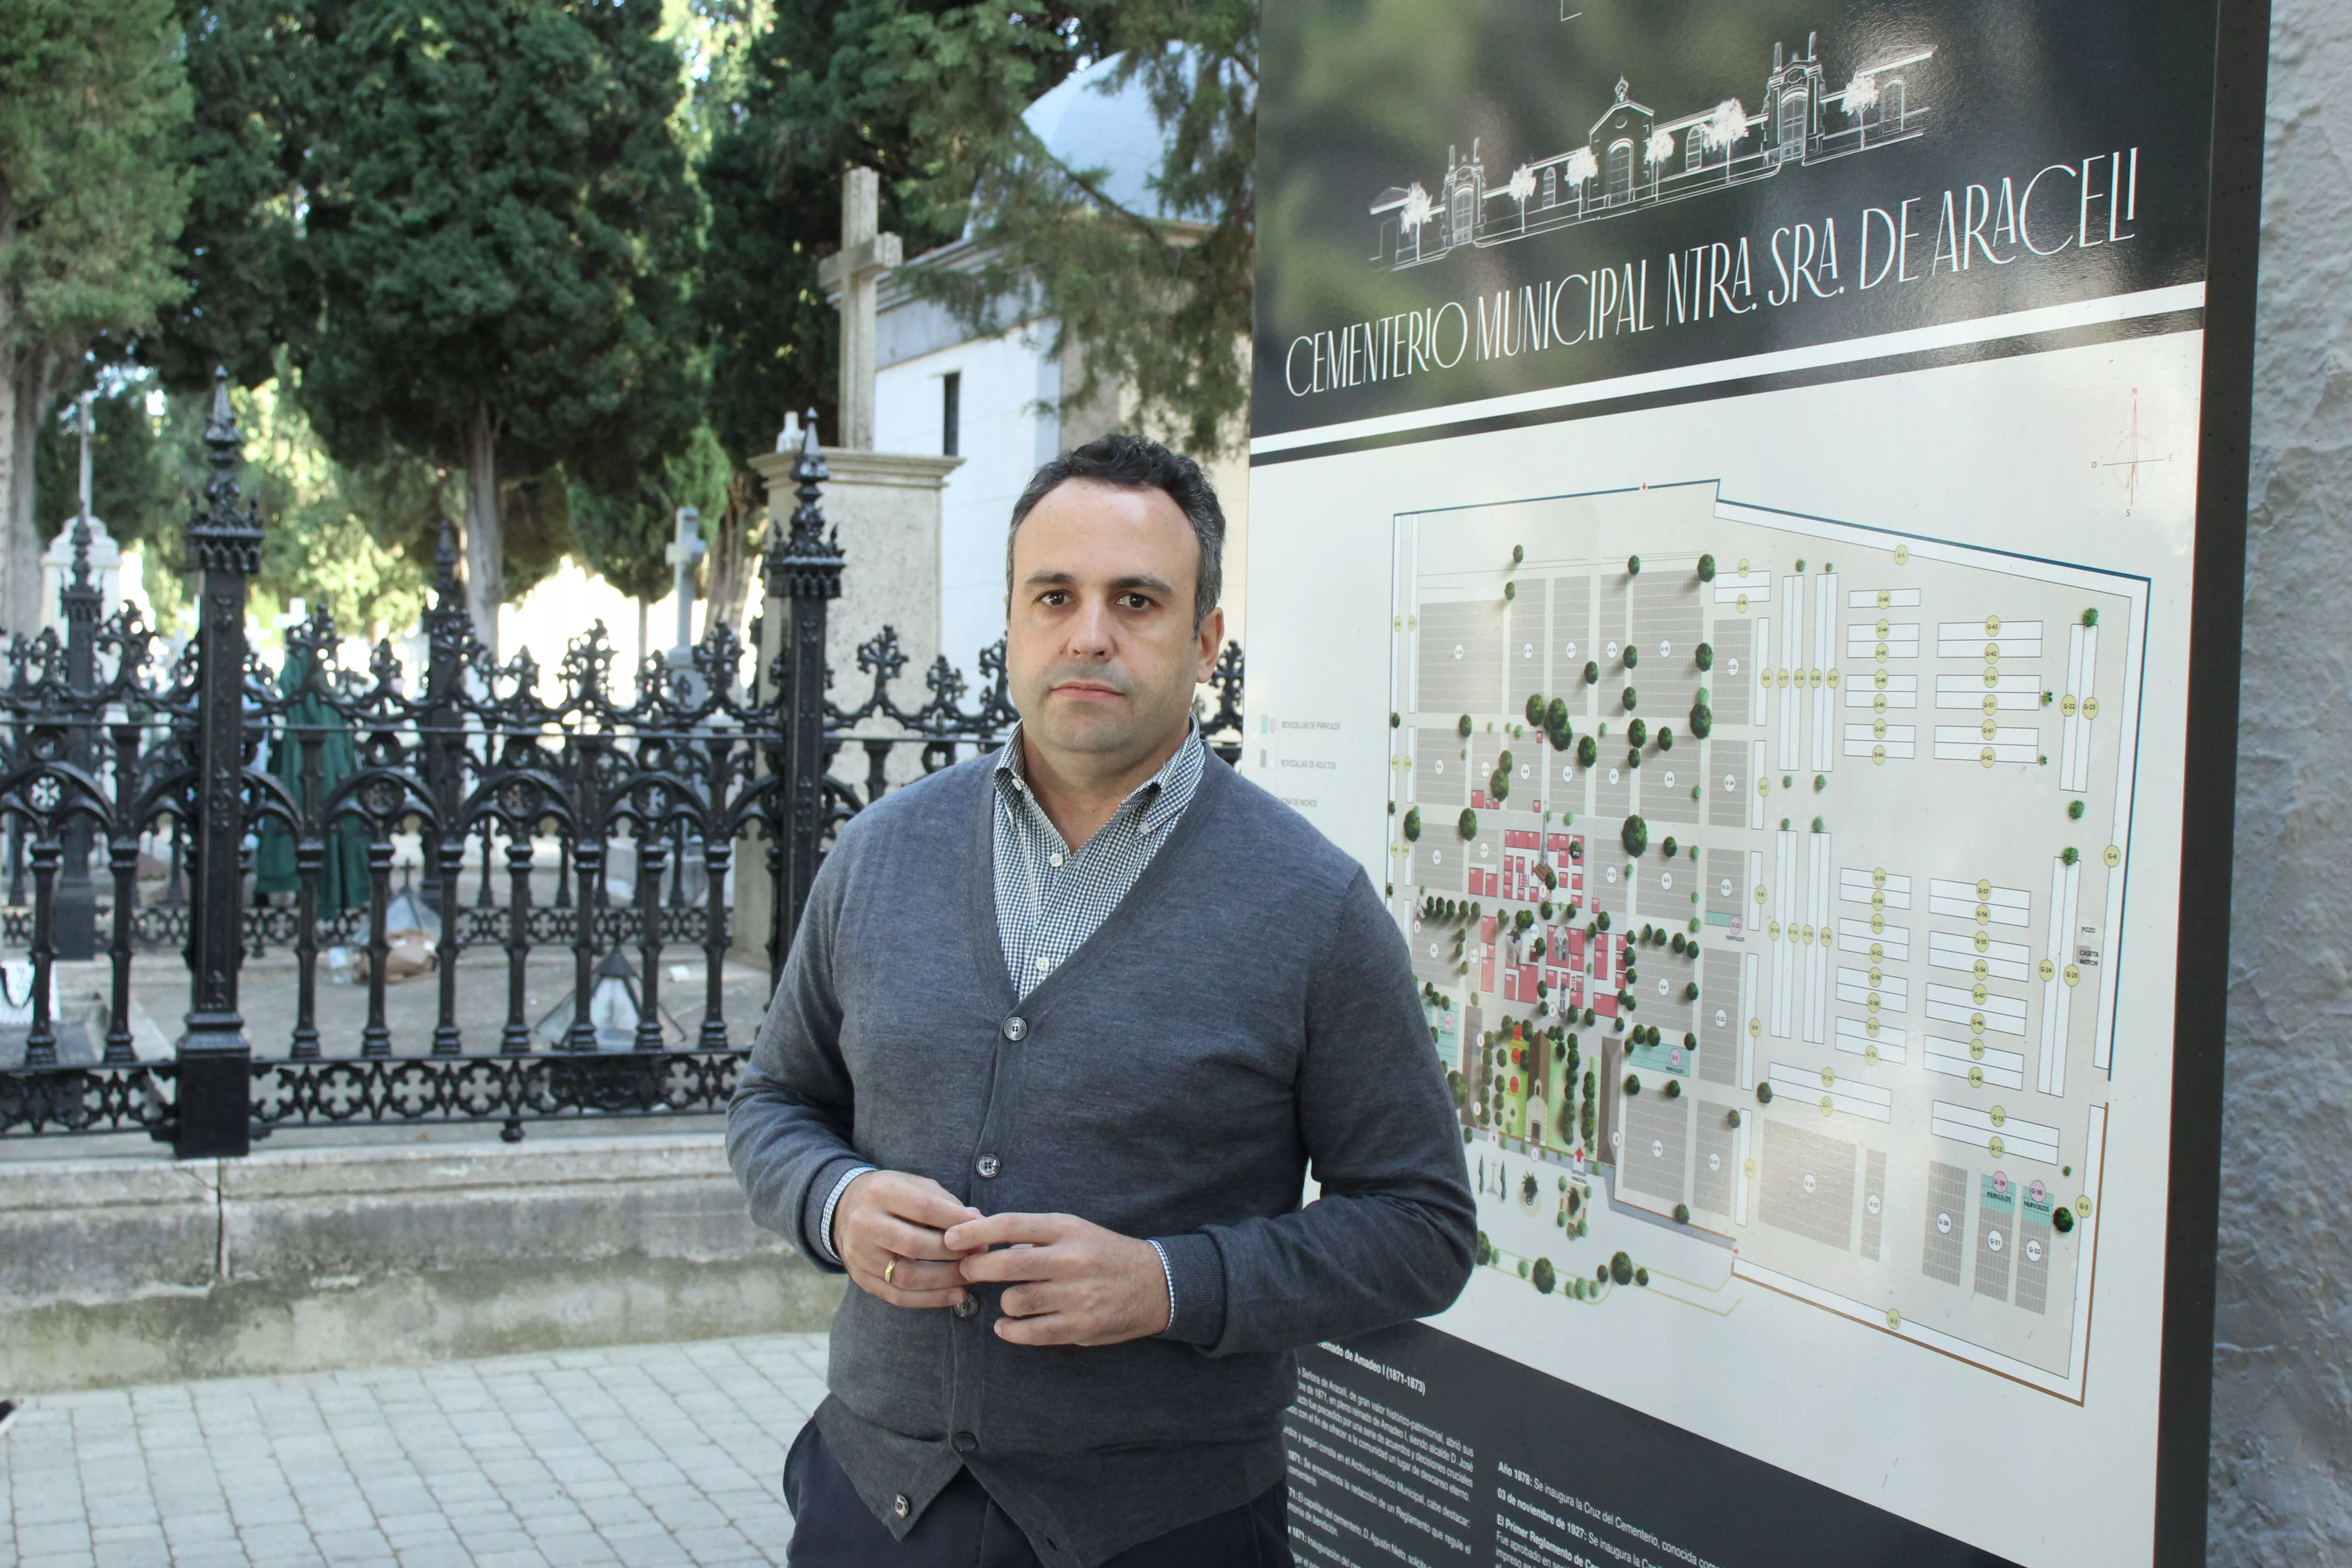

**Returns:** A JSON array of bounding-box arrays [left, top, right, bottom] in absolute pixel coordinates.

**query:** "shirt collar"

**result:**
[[994, 719, 1205, 838]]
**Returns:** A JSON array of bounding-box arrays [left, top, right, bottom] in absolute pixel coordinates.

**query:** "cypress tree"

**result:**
[[294, 0, 703, 654], [0, 0, 191, 630]]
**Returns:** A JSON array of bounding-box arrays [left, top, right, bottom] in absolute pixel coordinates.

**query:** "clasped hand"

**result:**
[[831, 1170, 1172, 1346]]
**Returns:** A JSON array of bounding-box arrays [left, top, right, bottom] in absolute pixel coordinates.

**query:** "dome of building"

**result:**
[[1019, 50, 1206, 224]]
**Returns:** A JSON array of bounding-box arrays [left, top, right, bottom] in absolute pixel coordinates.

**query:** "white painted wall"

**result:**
[[875, 319, 1252, 697], [2210, 4, 2352, 1559], [875, 324, 1061, 676]]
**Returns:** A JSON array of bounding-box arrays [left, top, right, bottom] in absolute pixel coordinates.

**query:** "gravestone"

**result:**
[[41, 395, 122, 635]]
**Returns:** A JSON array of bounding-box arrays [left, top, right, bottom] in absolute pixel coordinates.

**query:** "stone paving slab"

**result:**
[[0, 1334, 829, 1568]]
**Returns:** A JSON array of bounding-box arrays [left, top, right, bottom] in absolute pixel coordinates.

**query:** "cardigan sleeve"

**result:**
[[1155, 864, 1476, 1354], [726, 838, 867, 1271]]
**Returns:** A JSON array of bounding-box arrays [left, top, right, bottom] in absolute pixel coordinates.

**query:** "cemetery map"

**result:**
[[1387, 480, 2142, 1395]]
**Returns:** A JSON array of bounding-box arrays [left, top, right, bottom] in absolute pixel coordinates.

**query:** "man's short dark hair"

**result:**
[[1007, 434, 1225, 631]]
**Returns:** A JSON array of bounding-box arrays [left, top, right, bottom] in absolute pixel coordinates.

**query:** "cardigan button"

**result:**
[[976, 1156, 1000, 1178], [953, 1431, 978, 1454], [1001, 1015, 1028, 1042], [953, 1296, 979, 1318], [892, 1494, 911, 1519]]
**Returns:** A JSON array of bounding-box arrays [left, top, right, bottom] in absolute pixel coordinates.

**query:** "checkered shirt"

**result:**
[[991, 720, 1208, 1000]]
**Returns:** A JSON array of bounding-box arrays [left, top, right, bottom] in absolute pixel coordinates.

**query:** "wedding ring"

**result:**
[[884, 1256, 897, 1287]]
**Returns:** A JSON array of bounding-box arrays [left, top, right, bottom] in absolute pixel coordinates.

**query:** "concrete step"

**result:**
[[0, 1129, 840, 1394]]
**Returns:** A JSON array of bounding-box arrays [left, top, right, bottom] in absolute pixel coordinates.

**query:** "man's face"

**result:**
[[1005, 479, 1222, 768]]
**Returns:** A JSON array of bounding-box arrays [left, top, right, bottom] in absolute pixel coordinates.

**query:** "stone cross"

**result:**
[[815, 167, 902, 451], [76, 392, 94, 522], [666, 507, 705, 651]]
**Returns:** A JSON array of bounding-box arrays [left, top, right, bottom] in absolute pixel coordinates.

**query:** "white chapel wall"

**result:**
[[876, 323, 1251, 692], [875, 324, 1061, 675]]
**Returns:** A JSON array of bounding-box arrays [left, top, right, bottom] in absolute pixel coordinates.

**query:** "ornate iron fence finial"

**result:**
[[789, 409, 836, 552], [187, 368, 263, 574], [768, 409, 842, 603], [67, 514, 93, 596]]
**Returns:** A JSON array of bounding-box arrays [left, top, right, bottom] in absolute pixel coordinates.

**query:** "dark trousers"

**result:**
[[782, 1421, 1295, 1568]]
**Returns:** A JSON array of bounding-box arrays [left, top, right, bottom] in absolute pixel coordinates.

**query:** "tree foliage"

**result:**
[[0, 0, 192, 630], [34, 368, 436, 638], [292, 0, 704, 647], [567, 421, 732, 609], [0, 0, 191, 350], [889, 2, 1257, 456], [34, 0, 1260, 648], [697, 0, 961, 467], [147, 0, 317, 393], [232, 376, 431, 640], [691, 0, 980, 634], [706, 0, 1255, 461], [157, 0, 707, 646], [32, 379, 192, 556]]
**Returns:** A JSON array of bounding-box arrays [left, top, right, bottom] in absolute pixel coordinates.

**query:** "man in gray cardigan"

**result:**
[[728, 434, 1475, 1568]]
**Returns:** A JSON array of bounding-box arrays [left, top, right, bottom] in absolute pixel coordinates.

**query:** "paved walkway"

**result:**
[[0, 1334, 829, 1568]]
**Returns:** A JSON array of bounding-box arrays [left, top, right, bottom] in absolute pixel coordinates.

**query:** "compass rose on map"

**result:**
[[2090, 387, 2173, 517]]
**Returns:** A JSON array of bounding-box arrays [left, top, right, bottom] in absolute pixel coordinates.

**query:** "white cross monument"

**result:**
[[813, 168, 902, 452], [665, 507, 706, 652], [41, 392, 122, 635]]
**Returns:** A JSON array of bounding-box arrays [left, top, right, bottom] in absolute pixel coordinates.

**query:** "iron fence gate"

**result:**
[[0, 378, 1243, 1155]]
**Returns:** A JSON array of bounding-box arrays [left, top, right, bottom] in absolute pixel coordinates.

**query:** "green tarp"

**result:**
[[254, 654, 371, 913]]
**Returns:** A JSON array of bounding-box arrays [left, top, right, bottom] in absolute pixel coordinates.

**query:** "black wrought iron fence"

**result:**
[[0, 378, 1244, 1155]]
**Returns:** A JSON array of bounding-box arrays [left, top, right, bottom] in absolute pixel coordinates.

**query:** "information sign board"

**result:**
[[1246, 4, 2265, 1563]]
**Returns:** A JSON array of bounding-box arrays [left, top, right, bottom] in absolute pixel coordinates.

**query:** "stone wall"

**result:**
[[2209, 3, 2352, 1560], [0, 1132, 843, 1395]]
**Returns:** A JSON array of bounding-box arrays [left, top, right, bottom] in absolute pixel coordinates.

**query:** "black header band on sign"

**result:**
[[1255, 0, 2225, 445]]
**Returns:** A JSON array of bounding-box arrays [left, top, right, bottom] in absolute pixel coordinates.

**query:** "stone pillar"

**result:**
[[730, 443, 960, 971], [748, 445, 961, 719]]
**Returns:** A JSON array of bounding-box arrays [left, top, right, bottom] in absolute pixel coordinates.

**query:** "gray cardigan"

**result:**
[[727, 752, 1474, 1567]]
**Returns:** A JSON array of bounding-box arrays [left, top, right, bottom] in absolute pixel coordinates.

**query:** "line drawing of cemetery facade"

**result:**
[[1386, 480, 2144, 1398], [1369, 33, 1935, 270]]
